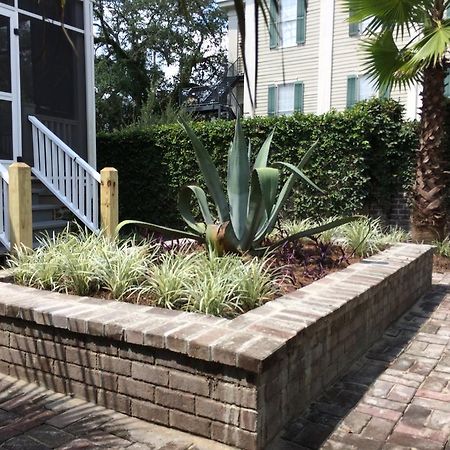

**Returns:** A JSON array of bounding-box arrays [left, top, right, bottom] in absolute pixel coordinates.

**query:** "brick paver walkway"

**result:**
[[0, 377, 232, 449], [2, 273, 450, 450], [269, 272, 450, 450]]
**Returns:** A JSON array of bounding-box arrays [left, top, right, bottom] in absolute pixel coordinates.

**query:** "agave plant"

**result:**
[[118, 118, 355, 254]]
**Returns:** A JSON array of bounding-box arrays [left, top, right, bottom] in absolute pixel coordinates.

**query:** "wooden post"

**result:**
[[9, 162, 33, 250], [100, 167, 119, 238]]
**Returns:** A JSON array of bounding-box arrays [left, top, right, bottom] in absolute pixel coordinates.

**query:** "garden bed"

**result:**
[[0, 243, 433, 449]]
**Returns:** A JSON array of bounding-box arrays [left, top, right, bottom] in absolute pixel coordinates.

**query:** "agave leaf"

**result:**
[[116, 220, 203, 241], [253, 129, 275, 170], [275, 161, 325, 194], [298, 139, 319, 169], [261, 217, 360, 251], [227, 118, 250, 241], [179, 117, 229, 222], [178, 185, 214, 235], [238, 169, 268, 251]]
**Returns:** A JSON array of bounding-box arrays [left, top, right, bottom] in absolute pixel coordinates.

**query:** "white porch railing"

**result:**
[[0, 164, 10, 251], [29, 115, 100, 232]]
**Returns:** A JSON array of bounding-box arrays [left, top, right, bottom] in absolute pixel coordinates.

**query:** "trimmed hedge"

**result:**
[[97, 98, 417, 226]]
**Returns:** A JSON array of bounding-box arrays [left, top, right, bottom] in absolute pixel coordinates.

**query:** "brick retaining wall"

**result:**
[[0, 244, 433, 449]]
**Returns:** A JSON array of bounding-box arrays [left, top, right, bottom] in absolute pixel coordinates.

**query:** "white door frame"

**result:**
[[0, 5, 21, 162]]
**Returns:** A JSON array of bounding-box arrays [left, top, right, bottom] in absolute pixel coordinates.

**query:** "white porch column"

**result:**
[[243, 0, 257, 117], [84, 0, 97, 168], [317, 0, 335, 114]]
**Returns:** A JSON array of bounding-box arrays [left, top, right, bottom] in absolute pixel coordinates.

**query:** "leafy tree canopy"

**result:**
[[94, 0, 226, 131]]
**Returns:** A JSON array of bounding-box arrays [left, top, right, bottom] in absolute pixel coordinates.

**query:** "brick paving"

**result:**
[[0, 377, 233, 449], [2, 272, 450, 449], [269, 272, 450, 450]]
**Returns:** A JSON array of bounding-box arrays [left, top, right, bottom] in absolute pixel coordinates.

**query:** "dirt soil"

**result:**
[[433, 254, 450, 273]]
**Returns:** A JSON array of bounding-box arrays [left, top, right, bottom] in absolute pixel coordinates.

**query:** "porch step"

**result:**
[[32, 220, 68, 232], [32, 204, 61, 222]]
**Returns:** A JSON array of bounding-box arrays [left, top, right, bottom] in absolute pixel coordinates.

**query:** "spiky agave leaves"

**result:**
[[117, 117, 357, 254]]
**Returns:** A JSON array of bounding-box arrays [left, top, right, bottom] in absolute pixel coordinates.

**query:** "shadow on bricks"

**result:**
[[271, 282, 450, 450]]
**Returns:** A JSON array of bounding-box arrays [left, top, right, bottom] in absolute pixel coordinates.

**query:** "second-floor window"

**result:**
[[270, 0, 306, 49]]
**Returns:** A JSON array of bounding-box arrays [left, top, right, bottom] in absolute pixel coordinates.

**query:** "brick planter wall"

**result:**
[[0, 244, 433, 449]]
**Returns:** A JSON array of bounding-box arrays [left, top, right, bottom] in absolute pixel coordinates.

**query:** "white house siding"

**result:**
[[254, 0, 321, 116], [330, 0, 361, 110], [331, 0, 412, 112]]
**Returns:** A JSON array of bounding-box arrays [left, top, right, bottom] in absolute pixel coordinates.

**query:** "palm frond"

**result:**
[[403, 20, 450, 70], [362, 30, 421, 90], [345, 0, 427, 37]]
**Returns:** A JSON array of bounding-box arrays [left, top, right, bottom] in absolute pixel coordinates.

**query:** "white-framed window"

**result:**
[[279, 0, 297, 47], [347, 75, 388, 108], [268, 82, 304, 116], [269, 0, 306, 49]]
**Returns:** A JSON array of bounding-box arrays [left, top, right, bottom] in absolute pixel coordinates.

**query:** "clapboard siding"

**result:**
[[255, 0, 321, 115]]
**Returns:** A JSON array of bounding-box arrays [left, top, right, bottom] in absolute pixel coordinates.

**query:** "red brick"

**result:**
[[211, 422, 257, 450], [132, 399, 169, 425], [196, 397, 240, 425], [131, 362, 169, 386], [169, 371, 209, 396], [155, 386, 194, 413], [169, 410, 211, 438], [117, 377, 155, 401]]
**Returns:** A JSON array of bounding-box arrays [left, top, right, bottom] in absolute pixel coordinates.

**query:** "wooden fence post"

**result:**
[[9, 162, 33, 250], [100, 167, 119, 238]]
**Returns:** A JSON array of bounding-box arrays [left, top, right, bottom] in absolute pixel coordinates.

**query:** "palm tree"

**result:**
[[345, 0, 450, 241]]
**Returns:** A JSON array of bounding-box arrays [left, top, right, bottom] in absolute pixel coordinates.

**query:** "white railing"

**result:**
[[0, 164, 10, 250], [29, 115, 100, 232]]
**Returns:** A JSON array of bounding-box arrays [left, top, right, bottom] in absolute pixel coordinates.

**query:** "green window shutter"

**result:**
[[349, 7, 360, 36], [346, 76, 358, 108], [445, 71, 450, 98], [294, 82, 304, 113], [269, 0, 279, 49], [296, 0, 306, 44], [268, 86, 277, 116]]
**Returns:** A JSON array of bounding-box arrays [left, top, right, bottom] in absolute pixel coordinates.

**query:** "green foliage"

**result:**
[[346, 0, 449, 90], [9, 227, 157, 299], [94, 0, 226, 131], [143, 250, 279, 317], [433, 237, 450, 258], [276, 215, 410, 257], [9, 227, 279, 318], [117, 118, 354, 254], [97, 98, 417, 226]]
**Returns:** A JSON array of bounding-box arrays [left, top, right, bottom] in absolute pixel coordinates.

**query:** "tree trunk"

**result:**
[[411, 65, 448, 242]]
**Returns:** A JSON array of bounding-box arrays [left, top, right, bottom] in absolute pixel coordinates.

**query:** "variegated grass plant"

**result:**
[[9, 227, 281, 317]]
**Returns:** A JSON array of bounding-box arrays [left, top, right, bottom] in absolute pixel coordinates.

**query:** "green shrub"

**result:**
[[97, 98, 417, 227]]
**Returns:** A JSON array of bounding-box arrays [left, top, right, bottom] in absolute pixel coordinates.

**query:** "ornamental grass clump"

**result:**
[[9, 227, 157, 299], [143, 250, 280, 317], [9, 227, 280, 317]]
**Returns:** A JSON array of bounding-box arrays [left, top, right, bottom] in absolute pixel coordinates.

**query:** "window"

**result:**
[[347, 75, 385, 108], [268, 82, 304, 116], [270, 0, 306, 49], [349, 8, 371, 37]]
